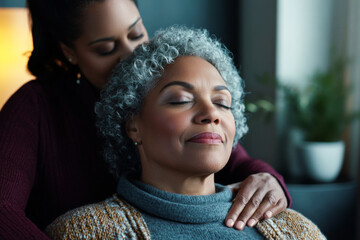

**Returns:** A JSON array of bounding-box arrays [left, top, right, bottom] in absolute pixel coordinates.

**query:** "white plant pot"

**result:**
[[296, 141, 345, 182]]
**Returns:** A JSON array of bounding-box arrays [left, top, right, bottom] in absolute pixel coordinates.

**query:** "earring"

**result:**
[[68, 57, 73, 63], [76, 73, 81, 85], [134, 141, 138, 146]]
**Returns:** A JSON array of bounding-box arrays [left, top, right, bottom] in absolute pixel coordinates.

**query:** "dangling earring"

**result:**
[[76, 72, 81, 85]]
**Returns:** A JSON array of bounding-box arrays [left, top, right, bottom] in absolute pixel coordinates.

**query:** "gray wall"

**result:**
[[238, 0, 279, 170], [138, 0, 239, 66]]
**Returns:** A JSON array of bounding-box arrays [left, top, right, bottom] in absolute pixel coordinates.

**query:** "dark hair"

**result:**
[[26, 0, 138, 78]]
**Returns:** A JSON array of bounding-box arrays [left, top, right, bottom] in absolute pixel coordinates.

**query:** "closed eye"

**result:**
[[215, 103, 232, 110], [95, 42, 117, 56], [98, 46, 117, 56], [168, 101, 192, 105], [130, 33, 144, 41]]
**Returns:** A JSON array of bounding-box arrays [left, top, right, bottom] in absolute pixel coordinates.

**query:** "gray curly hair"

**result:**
[[95, 25, 248, 178]]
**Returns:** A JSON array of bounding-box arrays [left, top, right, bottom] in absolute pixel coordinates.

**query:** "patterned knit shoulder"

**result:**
[[45, 194, 151, 240], [46, 195, 326, 240], [256, 208, 327, 240]]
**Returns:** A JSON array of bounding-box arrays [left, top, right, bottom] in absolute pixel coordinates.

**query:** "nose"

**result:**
[[194, 100, 220, 125], [118, 41, 138, 62]]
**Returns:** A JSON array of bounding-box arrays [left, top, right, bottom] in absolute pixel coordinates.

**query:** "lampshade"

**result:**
[[0, 8, 33, 109]]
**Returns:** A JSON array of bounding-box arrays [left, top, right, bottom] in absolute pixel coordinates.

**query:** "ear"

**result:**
[[125, 115, 141, 143], [59, 42, 78, 65]]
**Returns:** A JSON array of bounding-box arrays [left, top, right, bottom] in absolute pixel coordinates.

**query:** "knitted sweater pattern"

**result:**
[[117, 175, 263, 240], [46, 175, 325, 240], [46, 196, 150, 240]]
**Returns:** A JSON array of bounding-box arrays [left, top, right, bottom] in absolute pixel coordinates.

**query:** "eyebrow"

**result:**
[[88, 17, 142, 46], [160, 81, 230, 93], [160, 81, 194, 92], [88, 36, 115, 46], [128, 17, 142, 30], [214, 85, 230, 93]]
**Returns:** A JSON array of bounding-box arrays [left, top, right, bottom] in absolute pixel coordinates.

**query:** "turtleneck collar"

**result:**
[[117, 173, 234, 224]]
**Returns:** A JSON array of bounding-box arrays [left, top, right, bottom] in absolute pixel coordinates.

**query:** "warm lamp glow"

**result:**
[[0, 8, 33, 109]]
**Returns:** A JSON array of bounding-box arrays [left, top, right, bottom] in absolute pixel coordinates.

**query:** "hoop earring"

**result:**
[[76, 73, 81, 85]]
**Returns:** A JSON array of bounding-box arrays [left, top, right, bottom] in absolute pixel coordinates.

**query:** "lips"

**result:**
[[187, 132, 223, 144]]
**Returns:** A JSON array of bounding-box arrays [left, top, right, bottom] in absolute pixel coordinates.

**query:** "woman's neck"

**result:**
[[141, 168, 216, 195]]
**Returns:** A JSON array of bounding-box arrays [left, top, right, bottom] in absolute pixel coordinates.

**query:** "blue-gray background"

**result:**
[[0, 0, 24, 7]]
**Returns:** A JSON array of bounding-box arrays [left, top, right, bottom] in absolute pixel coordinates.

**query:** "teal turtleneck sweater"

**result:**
[[117, 174, 264, 240]]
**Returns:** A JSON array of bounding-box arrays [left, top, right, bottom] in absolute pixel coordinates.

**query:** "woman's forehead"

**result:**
[[157, 56, 226, 88], [79, 0, 140, 40]]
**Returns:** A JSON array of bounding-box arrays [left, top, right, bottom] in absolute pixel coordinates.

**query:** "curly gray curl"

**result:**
[[95, 25, 248, 179]]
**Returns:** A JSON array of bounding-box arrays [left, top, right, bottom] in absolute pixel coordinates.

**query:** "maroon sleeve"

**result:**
[[0, 82, 50, 239], [215, 143, 292, 207]]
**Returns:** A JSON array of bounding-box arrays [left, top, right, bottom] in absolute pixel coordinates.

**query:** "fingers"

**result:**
[[233, 189, 267, 229], [225, 178, 258, 229], [263, 193, 287, 220], [244, 191, 287, 228], [225, 173, 288, 231]]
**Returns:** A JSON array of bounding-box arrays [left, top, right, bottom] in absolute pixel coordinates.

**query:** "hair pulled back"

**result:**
[[27, 0, 92, 77], [26, 0, 137, 78]]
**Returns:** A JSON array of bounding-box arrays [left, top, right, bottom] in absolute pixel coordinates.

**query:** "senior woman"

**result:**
[[46, 26, 325, 240]]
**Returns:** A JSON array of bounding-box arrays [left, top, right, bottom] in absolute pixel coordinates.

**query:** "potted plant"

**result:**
[[282, 58, 359, 182]]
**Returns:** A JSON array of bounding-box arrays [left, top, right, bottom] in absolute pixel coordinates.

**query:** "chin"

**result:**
[[186, 153, 228, 174]]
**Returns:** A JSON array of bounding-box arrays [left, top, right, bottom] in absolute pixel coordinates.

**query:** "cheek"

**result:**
[[78, 55, 118, 88], [224, 114, 236, 142], [142, 109, 189, 142]]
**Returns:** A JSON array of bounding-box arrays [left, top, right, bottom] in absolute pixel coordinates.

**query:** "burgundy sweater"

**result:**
[[0, 76, 291, 239]]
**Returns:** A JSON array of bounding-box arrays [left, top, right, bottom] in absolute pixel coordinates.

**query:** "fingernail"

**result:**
[[226, 219, 234, 227], [235, 221, 244, 230], [265, 211, 273, 219], [248, 219, 256, 227]]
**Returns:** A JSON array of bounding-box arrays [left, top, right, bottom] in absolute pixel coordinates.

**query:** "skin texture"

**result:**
[[59, 0, 287, 230], [126, 56, 235, 196]]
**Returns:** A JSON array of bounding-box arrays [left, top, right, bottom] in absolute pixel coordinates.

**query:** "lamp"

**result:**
[[0, 6, 33, 109]]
